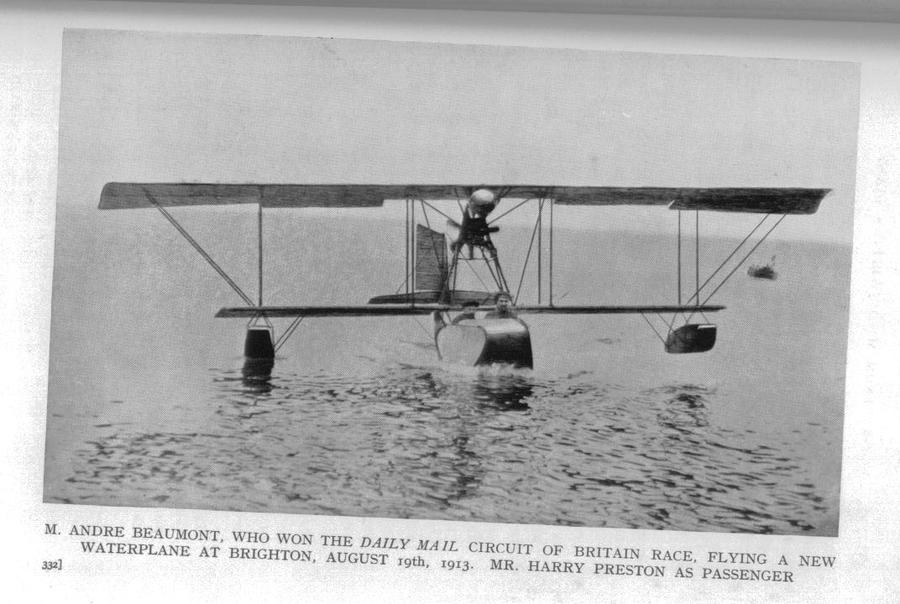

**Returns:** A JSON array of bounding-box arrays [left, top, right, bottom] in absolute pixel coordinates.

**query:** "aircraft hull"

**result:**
[[436, 317, 533, 369]]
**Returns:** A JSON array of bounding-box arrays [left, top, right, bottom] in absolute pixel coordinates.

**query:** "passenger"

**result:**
[[485, 294, 513, 319]]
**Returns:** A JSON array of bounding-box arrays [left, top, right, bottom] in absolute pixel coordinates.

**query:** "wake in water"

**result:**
[[47, 360, 835, 535]]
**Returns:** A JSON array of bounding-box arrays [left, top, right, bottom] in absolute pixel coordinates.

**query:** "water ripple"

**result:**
[[54, 366, 835, 534]]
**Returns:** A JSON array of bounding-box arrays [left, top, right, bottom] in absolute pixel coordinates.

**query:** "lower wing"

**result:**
[[216, 304, 725, 318]]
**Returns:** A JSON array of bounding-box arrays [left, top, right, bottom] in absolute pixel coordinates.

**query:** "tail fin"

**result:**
[[415, 224, 448, 291]]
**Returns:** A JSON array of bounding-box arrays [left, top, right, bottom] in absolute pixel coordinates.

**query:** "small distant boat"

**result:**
[[748, 256, 777, 280]]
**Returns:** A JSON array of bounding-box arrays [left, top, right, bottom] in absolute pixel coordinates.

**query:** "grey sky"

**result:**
[[59, 29, 858, 243]]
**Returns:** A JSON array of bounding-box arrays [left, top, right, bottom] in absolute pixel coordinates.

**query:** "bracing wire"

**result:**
[[275, 316, 305, 352], [411, 316, 434, 340], [479, 248, 503, 291], [144, 190, 255, 307], [462, 254, 492, 292], [683, 213, 772, 307], [420, 200, 455, 223], [684, 214, 787, 325], [641, 313, 668, 345], [487, 198, 532, 225], [667, 212, 774, 334], [513, 210, 542, 304], [699, 214, 787, 306], [393, 268, 416, 295], [245, 313, 272, 330]]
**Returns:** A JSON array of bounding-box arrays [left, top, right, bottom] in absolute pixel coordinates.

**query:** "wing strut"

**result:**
[[411, 200, 416, 294], [258, 201, 263, 307], [677, 210, 682, 305], [549, 198, 554, 306], [405, 198, 410, 298], [695, 209, 700, 306], [514, 204, 543, 305], [538, 199, 543, 304], [143, 189, 256, 308]]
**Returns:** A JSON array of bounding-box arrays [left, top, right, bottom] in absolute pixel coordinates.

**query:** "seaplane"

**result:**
[[99, 183, 829, 372]]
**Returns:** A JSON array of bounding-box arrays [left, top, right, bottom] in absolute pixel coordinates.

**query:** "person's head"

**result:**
[[496, 294, 511, 314]]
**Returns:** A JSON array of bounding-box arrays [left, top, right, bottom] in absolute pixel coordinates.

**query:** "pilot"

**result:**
[[451, 301, 480, 324]]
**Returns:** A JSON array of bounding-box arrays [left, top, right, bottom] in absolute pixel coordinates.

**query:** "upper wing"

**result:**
[[100, 183, 413, 209], [549, 187, 829, 214], [100, 182, 828, 215]]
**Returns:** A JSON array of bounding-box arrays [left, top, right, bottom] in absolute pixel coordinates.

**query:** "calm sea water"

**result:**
[[44, 205, 849, 535]]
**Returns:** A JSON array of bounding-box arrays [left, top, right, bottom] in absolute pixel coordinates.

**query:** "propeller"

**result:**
[[447, 189, 500, 259], [446, 217, 461, 244]]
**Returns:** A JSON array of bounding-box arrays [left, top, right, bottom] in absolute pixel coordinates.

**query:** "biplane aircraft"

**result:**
[[99, 184, 829, 372]]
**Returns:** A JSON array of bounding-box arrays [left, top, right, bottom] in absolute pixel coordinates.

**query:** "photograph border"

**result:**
[[4, 3, 899, 602]]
